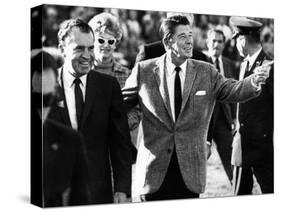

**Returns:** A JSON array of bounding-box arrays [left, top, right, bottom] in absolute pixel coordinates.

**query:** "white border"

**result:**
[[0, 0, 279, 211]]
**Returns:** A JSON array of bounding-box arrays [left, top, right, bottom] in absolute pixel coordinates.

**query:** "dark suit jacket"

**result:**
[[135, 40, 208, 64], [43, 119, 91, 207], [49, 69, 133, 204], [239, 50, 273, 166], [207, 56, 239, 141]]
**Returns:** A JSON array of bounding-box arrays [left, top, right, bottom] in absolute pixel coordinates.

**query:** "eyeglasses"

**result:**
[[97, 37, 116, 45]]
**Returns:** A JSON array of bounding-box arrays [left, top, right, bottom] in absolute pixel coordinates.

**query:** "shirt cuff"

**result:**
[[250, 77, 261, 91]]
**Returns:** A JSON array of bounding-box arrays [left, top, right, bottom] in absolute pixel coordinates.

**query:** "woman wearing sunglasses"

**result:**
[[88, 12, 130, 89], [88, 12, 140, 159]]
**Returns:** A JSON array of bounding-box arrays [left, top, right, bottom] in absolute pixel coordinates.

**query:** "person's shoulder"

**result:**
[[113, 60, 131, 75], [144, 40, 163, 49], [90, 69, 116, 82], [189, 58, 215, 75], [190, 58, 212, 67]]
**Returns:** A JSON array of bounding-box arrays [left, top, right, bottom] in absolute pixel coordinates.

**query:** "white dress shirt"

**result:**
[[165, 57, 187, 121], [63, 69, 87, 130], [239, 48, 262, 80]]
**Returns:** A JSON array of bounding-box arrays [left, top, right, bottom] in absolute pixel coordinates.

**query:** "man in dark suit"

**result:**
[[31, 50, 91, 207], [230, 17, 274, 195], [205, 28, 239, 183], [48, 19, 133, 204], [122, 15, 268, 202]]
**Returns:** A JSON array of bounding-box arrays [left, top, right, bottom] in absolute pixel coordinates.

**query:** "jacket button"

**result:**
[[240, 123, 244, 127], [264, 134, 267, 137], [167, 149, 172, 154]]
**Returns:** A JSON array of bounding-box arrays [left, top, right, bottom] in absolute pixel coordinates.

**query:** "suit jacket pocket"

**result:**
[[193, 94, 209, 114]]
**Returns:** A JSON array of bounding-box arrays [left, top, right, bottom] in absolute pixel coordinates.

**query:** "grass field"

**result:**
[[201, 144, 261, 198]]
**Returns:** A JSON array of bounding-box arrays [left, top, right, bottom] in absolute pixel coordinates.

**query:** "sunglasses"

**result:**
[[97, 37, 116, 45]]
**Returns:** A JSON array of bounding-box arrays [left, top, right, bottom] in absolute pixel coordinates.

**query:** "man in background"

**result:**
[[205, 28, 239, 183]]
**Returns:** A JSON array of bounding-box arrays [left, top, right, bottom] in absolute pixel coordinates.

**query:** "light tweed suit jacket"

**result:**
[[122, 53, 259, 197]]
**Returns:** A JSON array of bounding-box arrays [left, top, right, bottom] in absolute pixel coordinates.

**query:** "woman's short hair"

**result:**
[[88, 12, 122, 41]]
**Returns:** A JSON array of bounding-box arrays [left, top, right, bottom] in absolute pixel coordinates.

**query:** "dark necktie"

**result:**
[[174, 66, 182, 121], [244, 60, 251, 78], [73, 78, 84, 129], [215, 57, 220, 73]]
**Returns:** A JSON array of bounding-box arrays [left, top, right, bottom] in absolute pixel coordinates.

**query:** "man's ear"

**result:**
[[163, 37, 173, 51]]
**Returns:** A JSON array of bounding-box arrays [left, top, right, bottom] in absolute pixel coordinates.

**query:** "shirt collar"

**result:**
[[166, 56, 187, 77], [245, 48, 262, 68], [211, 55, 222, 64], [63, 68, 88, 88]]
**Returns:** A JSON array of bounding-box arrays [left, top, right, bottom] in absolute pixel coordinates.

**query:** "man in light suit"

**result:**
[[205, 28, 239, 183], [122, 15, 269, 201], [230, 17, 274, 195], [48, 19, 133, 204]]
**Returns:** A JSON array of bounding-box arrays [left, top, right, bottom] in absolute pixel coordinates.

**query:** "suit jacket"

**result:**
[[122, 53, 259, 195], [207, 56, 239, 140], [43, 119, 91, 207], [238, 50, 273, 166], [135, 40, 208, 64], [49, 69, 133, 204]]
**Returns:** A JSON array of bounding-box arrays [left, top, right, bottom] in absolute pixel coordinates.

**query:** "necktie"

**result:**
[[174, 66, 182, 121], [244, 60, 251, 78], [73, 78, 84, 129], [215, 57, 220, 73]]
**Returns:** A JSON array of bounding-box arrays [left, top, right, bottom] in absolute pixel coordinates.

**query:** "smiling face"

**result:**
[[168, 24, 193, 61], [60, 27, 95, 77], [207, 31, 225, 57], [94, 32, 117, 62]]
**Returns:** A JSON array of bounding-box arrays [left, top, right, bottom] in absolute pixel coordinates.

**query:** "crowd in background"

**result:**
[[41, 5, 274, 69]]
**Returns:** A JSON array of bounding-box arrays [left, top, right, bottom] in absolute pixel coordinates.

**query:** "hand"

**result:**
[[114, 192, 128, 203], [252, 61, 272, 86], [206, 142, 212, 159]]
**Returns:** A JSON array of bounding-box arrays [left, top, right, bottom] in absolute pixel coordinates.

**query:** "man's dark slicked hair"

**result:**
[[58, 18, 94, 45], [160, 15, 191, 42]]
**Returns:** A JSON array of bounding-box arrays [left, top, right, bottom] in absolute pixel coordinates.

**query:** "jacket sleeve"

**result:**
[[122, 63, 140, 113], [210, 64, 260, 103], [109, 78, 133, 196]]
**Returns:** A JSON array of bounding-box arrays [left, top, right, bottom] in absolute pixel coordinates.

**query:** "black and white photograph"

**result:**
[[0, 0, 279, 211]]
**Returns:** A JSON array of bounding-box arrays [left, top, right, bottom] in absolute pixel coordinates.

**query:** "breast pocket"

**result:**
[[193, 92, 209, 115]]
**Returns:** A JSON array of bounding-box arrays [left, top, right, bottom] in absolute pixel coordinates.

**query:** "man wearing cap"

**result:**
[[230, 17, 274, 195], [122, 15, 269, 202]]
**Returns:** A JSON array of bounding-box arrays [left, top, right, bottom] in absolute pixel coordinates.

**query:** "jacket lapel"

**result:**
[[249, 50, 266, 74], [56, 68, 72, 127], [180, 59, 197, 118], [80, 71, 100, 129], [153, 54, 174, 124]]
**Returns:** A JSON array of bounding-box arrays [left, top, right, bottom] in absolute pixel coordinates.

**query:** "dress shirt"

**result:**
[[211, 56, 224, 76], [63, 69, 87, 130], [166, 57, 187, 121], [239, 48, 262, 80]]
